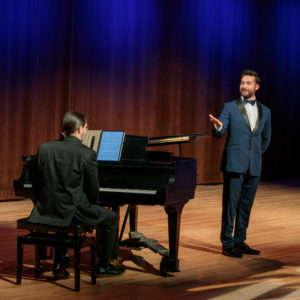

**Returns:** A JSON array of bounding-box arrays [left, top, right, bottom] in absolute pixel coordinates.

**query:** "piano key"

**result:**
[[23, 183, 33, 188], [99, 187, 157, 195]]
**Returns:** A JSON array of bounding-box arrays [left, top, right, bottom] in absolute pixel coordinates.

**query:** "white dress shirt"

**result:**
[[242, 96, 258, 132]]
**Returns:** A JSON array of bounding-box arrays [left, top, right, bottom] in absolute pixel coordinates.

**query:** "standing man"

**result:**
[[29, 111, 125, 277], [209, 69, 271, 258]]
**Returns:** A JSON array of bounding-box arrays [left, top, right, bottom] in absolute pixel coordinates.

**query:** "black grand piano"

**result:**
[[14, 132, 202, 275]]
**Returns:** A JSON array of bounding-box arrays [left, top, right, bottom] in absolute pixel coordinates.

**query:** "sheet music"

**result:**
[[97, 131, 125, 161], [83, 130, 102, 152]]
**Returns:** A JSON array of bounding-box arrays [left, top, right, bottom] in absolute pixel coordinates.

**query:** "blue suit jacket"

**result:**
[[212, 97, 271, 176]]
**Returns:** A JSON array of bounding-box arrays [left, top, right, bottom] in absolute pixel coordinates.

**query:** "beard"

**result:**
[[240, 89, 254, 99]]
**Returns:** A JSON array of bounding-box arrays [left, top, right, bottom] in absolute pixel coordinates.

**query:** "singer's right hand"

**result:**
[[209, 114, 222, 128]]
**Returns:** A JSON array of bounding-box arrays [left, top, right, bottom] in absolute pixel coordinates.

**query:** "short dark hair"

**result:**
[[60, 111, 86, 139], [241, 69, 260, 84]]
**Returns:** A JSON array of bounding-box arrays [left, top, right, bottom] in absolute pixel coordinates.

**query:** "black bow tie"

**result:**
[[244, 99, 256, 106]]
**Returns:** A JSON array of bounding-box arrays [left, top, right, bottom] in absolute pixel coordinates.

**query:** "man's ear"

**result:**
[[255, 84, 260, 91]]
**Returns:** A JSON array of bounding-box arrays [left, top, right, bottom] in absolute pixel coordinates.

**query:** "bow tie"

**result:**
[[244, 99, 256, 106]]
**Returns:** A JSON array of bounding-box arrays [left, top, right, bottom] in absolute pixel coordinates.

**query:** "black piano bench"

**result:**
[[16, 217, 97, 292]]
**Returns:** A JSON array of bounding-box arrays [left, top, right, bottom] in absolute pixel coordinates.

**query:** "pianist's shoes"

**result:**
[[53, 266, 70, 280], [96, 262, 125, 277], [53, 252, 70, 280]]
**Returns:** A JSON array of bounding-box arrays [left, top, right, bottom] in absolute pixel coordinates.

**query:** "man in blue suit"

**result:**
[[209, 69, 271, 258]]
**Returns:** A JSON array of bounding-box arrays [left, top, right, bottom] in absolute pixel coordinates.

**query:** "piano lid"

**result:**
[[147, 133, 203, 147]]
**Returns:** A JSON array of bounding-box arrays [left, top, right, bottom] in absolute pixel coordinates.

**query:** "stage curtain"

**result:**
[[1, 0, 299, 200]]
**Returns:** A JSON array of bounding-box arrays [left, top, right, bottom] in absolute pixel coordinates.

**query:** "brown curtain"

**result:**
[[1, 0, 300, 200]]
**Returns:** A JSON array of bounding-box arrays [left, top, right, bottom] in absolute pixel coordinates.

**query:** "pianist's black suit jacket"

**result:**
[[29, 136, 108, 227]]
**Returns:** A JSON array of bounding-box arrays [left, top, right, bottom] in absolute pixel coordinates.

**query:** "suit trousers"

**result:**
[[97, 208, 119, 266], [221, 171, 260, 249], [54, 208, 118, 268]]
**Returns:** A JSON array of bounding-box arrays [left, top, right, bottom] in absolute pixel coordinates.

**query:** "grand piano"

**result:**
[[14, 132, 202, 275]]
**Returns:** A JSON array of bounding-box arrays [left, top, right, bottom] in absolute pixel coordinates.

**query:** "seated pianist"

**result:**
[[27, 111, 125, 278]]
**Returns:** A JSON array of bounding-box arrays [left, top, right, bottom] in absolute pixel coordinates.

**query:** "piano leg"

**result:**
[[129, 204, 138, 232], [112, 204, 138, 243], [164, 205, 182, 273], [119, 204, 138, 242]]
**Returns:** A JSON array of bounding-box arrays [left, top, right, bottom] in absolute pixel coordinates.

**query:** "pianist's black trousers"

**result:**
[[221, 171, 260, 249], [96, 209, 119, 266], [55, 209, 119, 268]]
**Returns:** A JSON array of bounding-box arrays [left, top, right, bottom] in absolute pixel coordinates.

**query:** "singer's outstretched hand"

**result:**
[[209, 114, 222, 128]]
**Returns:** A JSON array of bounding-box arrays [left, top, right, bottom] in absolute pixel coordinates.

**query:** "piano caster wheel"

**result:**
[[160, 256, 169, 277]]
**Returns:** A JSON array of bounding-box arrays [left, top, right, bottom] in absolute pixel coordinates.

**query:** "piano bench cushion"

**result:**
[[17, 217, 95, 234]]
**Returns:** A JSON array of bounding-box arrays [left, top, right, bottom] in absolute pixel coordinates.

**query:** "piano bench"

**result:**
[[16, 217, 97, 292]]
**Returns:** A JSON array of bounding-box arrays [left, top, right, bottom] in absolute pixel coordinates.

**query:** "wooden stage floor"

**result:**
[[0, 180, 300, 299]]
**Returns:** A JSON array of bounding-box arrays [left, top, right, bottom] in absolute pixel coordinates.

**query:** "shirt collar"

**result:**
[[241, 96, 257, 106]]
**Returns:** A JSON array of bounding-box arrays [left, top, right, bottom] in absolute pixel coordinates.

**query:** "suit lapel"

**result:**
[[253, 101, 262, 132], [236, 98, 251, 130]]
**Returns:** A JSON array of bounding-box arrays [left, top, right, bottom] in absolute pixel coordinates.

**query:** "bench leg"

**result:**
[[17, 237, 23, 284], [74, 241, 80, 292], [90, 243, 96, 285], [34, 246, 41, 278]]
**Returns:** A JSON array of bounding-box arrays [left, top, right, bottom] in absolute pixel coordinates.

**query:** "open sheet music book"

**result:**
[[96, 131, 125, 162], [82, 130, 102, 152]]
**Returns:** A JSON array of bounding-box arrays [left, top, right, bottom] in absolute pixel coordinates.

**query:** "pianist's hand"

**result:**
[[209, 114, 222, 128]]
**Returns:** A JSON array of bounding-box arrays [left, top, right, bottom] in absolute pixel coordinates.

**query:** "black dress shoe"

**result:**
[[235, 242, 260, 255], [53, 267, 70, 280], [222, 247, 243, 258], [53, 252, 70, 280], [96, 263, 125, 277]]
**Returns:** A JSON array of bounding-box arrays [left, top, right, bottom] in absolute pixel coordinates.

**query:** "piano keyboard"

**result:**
[[23, 183, 32, 188], [21, 184, 156, 195], [100, 187, 157, 195], [20, 184, 157, 195]]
